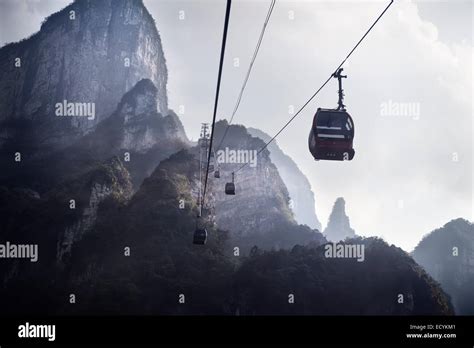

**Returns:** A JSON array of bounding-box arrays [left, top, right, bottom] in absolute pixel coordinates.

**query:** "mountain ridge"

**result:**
[[247, 127, 322, 231], [0, 0, 462, 317], [412, 218, 474, 314], [0, 0, 168, 153]]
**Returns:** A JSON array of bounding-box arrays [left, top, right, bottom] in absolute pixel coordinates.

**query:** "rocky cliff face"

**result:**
[[0, 0, 168, 152], [248, 127, 321, 231], [75, 78, 188, 188], [412, 218, 474, 314], [0, 78, 188, 192], [0, 156, 132, 294], [209, 121, 325, 253], [99, 78, 187, 153], [324, 197, 356, 242], [55, 157, 133, 262]]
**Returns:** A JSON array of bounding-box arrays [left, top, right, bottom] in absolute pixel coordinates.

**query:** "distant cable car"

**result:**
[[309, 68, 355, 161], [225, 182, 235, 195], [193, 216, 207, 245], [225, 172, 235, 195], [193, 228, 208, 245]]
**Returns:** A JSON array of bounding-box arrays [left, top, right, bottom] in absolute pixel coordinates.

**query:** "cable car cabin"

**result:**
[[193, 228, 207, 245], [225, 172, 236, 195], [225, 182, 235, 195], [309, 108, 355, 161]]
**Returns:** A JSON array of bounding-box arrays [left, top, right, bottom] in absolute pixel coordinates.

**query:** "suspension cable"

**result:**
[[234, 0, 394, 174], [201, 0, 232, 207], [215, 0, 276, 151]]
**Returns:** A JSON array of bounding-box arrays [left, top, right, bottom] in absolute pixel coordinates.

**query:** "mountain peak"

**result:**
[[118, 78, 158, 118], [412, 218, 474, 314], [324, 197, 356, 242], [209, 122, 325, 253], [40, 0, 148, 33], [247, 127, 322, 231], [0, 0, 168, 152]]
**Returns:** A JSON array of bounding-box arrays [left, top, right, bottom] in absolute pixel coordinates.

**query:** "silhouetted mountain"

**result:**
[[0, 156, 133, 314], [247, 127, 321, 231], [324, 197, 356, 242], [0, 150, 453, 316], [56, 150, 235, 315], [0, 0, 457, 318], [234, 238, 454, 315], [0, 149, 233, 315], [412, 218, 474, 314]]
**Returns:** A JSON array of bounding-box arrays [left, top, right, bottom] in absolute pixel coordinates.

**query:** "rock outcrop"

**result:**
[[247, 127, 322, 231], [0, 156, 133, 292], [0, 79, 189, 192], [210, 121, 325, 253], [0, 0, 168, 152], [56, 157, 133, 262], [324, 197, 356, 242]]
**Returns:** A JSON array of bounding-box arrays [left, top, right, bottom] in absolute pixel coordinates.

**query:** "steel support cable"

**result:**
[[233, 0, 394, 174], [201, 0, 232, 207], [215, 0, 276, 151]]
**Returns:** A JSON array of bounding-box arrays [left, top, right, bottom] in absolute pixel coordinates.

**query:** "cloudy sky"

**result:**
[[0, 0, 472, 251]]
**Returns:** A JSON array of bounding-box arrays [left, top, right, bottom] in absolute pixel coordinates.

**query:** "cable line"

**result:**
[[201, 0, 232, 207], [234, 0, 394, 174], [215, 0, 276, 151]]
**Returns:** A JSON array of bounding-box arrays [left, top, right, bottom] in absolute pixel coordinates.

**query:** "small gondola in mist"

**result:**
[[193, 228, 208, 245], [225, 172, 235, 195], [193, 215, 208, 245]]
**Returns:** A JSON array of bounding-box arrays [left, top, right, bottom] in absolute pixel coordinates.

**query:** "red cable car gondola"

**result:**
[[309, 68, 355, 161]]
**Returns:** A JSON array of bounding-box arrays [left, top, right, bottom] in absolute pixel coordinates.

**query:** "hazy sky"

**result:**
[[1, 0, 472, 251]]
